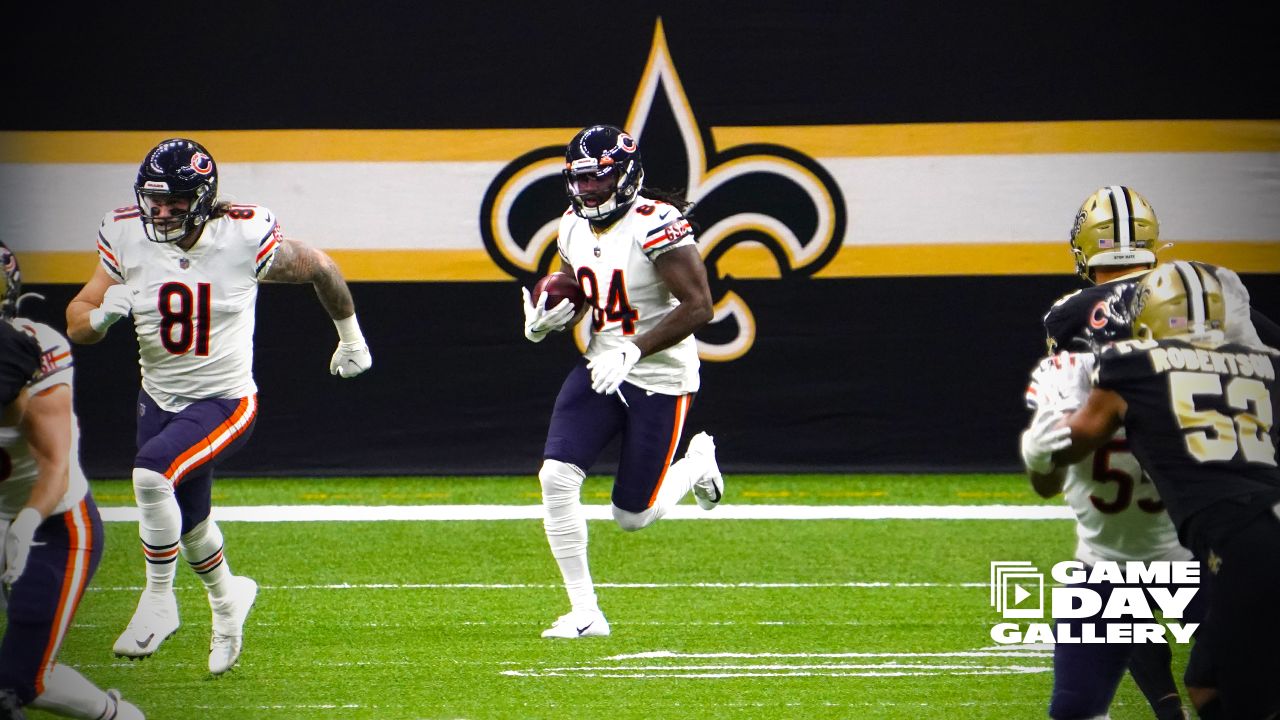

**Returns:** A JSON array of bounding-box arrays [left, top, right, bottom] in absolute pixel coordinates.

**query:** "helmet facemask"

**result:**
[[566, 160, 641, 221], [563, 125, 644, 223], [135, 185, 214, 244], [0, 241, 41, 320]]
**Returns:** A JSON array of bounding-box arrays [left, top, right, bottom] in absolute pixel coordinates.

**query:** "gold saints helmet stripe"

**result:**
[[1171, 261, 1210, 334], [1135, 260, 1226, 340], [1105, 185, 1134, 254]]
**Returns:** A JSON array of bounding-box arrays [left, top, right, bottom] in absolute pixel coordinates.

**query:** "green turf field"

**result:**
[[21, 475, 1192, 719]]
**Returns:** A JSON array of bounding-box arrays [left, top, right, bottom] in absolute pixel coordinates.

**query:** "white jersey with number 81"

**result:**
[[96, 203, 281, 412]]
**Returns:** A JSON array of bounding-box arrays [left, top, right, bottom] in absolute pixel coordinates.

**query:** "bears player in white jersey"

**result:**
[[1019, 187, 1270, 719], [65, 138, 373, 675], [522, 125, 723, 638], [0, 245, 144, 719]]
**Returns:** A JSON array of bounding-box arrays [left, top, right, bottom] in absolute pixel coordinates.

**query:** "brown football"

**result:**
[[531, 271, 588, 324]]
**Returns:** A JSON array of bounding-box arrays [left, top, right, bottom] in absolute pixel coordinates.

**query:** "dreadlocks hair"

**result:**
[[639, 187, 698, 233]]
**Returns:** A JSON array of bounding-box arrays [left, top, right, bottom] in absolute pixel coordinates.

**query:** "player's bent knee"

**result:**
[[612, 505, 656, 532], [132, 467, 173, 503], [539, 459, 585, 501], [181, 517, 211, 543]]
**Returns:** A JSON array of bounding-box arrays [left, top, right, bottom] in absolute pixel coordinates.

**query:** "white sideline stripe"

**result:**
[[607, 650, 1052, 660], [86, 580, 989, 592], [501, 665, 1051, 678], [95, 504, 1074, 522]]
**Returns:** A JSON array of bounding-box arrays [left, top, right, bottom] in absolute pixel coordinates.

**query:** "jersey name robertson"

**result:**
[[96, 204, 281, 411], [1096, 338, 1280, 542], [557, 200, 699, 395], [0, 320, 89, 519]]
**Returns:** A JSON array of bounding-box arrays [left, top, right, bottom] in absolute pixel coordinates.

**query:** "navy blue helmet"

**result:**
[[134, 138, 219, 243], [563, 125, 644, 222]]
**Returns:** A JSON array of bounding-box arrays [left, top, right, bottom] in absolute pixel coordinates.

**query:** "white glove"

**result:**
[[330, 314, 371, 378], [1020, 409, 1073, 474], [522, 287, 576, 343], [1, 508, 41, 587], [587, 341, 641, 395], [1026, 351, 1092, 412], [88, 283, 134, 333], [330, 341, 372, 378]]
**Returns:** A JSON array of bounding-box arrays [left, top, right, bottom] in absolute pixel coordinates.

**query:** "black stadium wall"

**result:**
[[6, 4, 1278, 478]]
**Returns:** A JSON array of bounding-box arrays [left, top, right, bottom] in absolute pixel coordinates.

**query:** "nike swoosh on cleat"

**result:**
[[710, 485, 722, 503], [576, 623, 593, 635], [135, 634, 155, 649]]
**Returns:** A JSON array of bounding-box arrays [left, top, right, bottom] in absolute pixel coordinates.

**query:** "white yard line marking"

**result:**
[[503, 647, 1052, 679], [96, 504, 1073, 522], [607, 650, 1052, 660]]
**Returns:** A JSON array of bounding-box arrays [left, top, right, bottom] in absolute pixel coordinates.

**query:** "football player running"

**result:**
[[1041, 262, 1280, 719], [0, 246, 144, 719], [1021, 187, 1274, 719], [522, 125, 723, 639], [66, 139, 373, 675]]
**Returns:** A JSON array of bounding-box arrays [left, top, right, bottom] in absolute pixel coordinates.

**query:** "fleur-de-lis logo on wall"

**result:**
[[480, 19, 845, 361]]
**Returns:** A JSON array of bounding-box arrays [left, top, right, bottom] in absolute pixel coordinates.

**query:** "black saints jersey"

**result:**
[[1095, 338, 1280, 549]]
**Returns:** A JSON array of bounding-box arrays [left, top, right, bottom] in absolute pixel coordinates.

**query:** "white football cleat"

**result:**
[[687, 432, 724, 511], [208, 575, 258, 675], [541, 609, 611, 639], [107, 689, 146, 719], [113, 591, 180, 658]]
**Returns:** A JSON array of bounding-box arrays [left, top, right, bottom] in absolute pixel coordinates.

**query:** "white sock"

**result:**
[[613, 456, 701, 531], [539, 459, 597, 613], [29, 664, 111, 720], [181, 517, 233, 601], [133, 467, 180, 595]]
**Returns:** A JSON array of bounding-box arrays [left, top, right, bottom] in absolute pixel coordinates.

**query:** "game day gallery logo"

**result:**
[[988, 561, 1199, 645]]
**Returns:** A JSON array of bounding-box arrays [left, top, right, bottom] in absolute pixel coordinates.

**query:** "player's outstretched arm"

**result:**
[[66, 265, 132, 345], [263, 237, 372, 378]]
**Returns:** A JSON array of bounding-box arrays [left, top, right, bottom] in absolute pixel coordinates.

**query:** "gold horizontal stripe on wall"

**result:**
[[23, 241, 1280, 284], [3, 120, 1277, 163], [712, 120, 1280, 156]]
